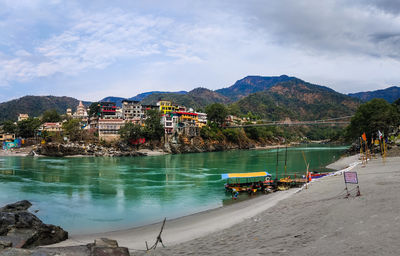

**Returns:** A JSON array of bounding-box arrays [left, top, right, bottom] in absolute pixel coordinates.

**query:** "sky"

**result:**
[[1, 0, 400, 103]]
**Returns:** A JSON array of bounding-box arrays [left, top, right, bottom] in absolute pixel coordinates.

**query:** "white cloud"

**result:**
[[0, 8, 204, 85], [1, 0, 400, 101]]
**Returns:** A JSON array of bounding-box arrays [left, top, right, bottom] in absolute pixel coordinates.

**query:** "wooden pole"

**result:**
[[284, 145, 288, 177]]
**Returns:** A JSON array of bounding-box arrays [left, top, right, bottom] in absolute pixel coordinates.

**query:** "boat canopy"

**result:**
[[221, 171, 271, 179]]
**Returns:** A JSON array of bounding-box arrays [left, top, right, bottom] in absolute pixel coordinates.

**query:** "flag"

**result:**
[[378, 130, 383, 140], [362, 132, 367, 142]]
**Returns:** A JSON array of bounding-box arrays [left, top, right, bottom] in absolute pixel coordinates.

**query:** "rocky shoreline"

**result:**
[[0, 201, 67, 250], [0, 201, 131, 256], [26, 135, 287, 157]]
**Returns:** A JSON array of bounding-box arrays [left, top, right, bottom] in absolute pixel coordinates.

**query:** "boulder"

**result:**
[[0, 201, 31, 213], [91, 247, 130, 256], [94, 238, 118, 248], [88, 238, 130, 256], [0, 241, 11, 250], [0, 201, 68, 249]]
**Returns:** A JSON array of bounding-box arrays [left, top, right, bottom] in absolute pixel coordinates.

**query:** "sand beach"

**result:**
[[138, 155, 398, 256], [43, 153, 400, 255]]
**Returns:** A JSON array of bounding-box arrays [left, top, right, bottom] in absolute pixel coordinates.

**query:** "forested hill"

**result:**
[[0, 75, 363, 122], [100, 91, 188, 107], [0, 96, 88, 122], [140, 88, 231, 110], [232, 78, 360, 120], [348, 86, 400, 103], [215, 75, 296, 101]]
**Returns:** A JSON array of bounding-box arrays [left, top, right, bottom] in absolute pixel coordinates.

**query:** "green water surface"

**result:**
[[0, 145, 347, 234]]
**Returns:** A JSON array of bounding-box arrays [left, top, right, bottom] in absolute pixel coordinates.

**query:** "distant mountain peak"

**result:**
[[215, 75, 297, 101], [348, 86, 400, 103]]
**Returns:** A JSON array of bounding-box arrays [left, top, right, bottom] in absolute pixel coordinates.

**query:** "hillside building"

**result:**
[[0, 133, 15, 142], [157, 101, 177, 114], [18, 114, 29, 122], [99, 102, 117, 118], [39, 122, 63, 132], [66, 108, 72, 116], [196, 112, 207, 128], [98, 119, 125, 142], [122, 100, 143, 121], [162, 113, 179, 134]]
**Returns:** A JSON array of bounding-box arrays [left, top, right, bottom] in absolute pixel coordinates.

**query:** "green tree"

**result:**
[[143, 110, 164, 141], [17, 118, 41, 138], [89, 102, 100, 117], [2, 120, 17, 134], [62, 119, 82, 141], [41, 109, 62, 123], [227, 104, 241, 116], [119, 122, 144, 142], [346, 98, 400, 141], [205, 103, 228, 127], [393, 98, 400, 113]]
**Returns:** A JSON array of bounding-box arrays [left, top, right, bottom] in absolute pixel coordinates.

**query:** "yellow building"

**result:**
[[0, 133, 15, 142], [157, 101, 178, 114], [177, 112, 198, 123]]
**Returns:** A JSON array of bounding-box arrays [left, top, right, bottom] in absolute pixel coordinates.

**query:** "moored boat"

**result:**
[[221, 171, 273, 194]]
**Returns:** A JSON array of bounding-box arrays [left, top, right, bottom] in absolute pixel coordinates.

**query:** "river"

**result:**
[[0, 145, 347, 234]]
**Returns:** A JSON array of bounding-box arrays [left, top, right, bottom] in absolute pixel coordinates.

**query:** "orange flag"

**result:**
[[362, 132, 367, 142]]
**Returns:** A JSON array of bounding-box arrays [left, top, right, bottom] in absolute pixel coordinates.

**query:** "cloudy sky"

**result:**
[[1, 0, 400, 102]]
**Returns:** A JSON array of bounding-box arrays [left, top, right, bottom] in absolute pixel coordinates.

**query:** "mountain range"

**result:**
[[348, 86, 400, 103], [0, 75, 398, 122], [101, 91, 188, 107]]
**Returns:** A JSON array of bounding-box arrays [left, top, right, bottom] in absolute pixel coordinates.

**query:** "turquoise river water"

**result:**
[[0, 145, 347, 234]]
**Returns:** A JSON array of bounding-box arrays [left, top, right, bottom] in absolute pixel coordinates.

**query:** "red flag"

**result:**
[[362, 133, 367, 142]]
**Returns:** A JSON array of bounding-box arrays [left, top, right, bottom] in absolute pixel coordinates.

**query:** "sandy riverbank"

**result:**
[[46, 188, 300, 251], [0, 146, 33, 156], [49, 153, 400, 256], [128, 155, 399, 256]]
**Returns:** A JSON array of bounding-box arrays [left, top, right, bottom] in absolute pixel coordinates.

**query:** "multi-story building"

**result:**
[[0, 133, 15, 142], [162, 113, 179, 134], [122, 100, 143, 121], [98, 119, 125, 142], [141, 104, 159, 119], [195, 112, 207, 128], [66, 108, 72, 116], [39, 122, 63, 132], [99, 102, 117, 118], [161, 111, 200, 135], [157, 101, 177, 114], [175, 112, 198, 124], [18, 114, 29, 122]]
